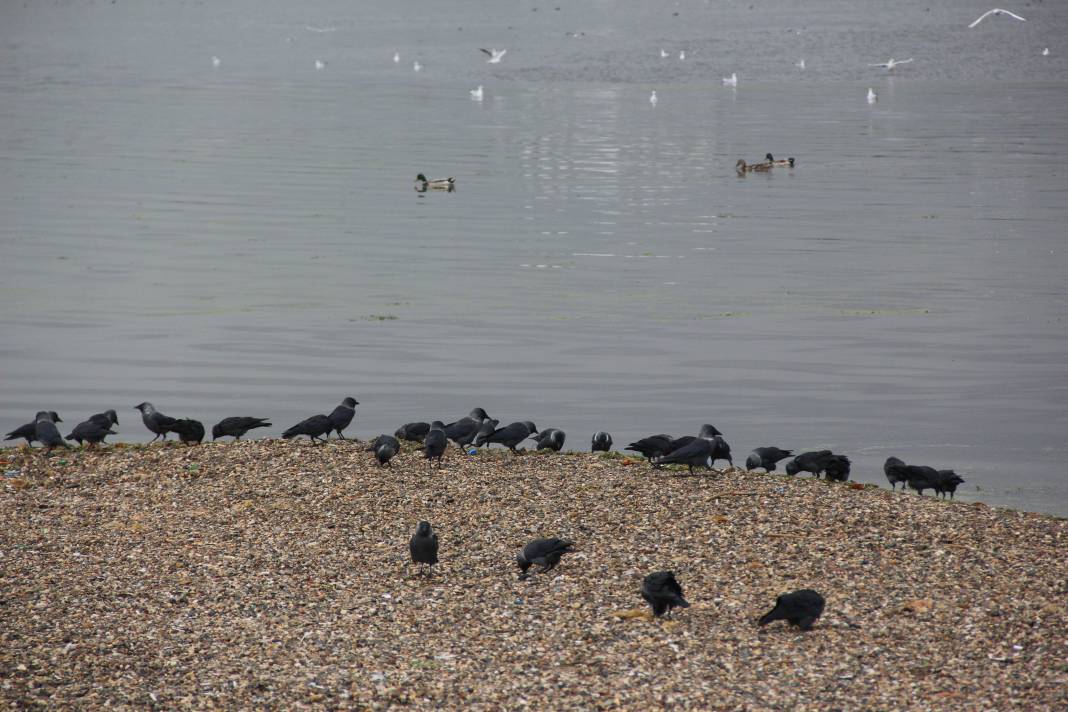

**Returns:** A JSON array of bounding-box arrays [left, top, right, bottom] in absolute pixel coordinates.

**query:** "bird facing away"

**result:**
[[6, 411, 61, 445], [410, 521, 439, 575], [869, 57, 913, 70], [746, 447, 793, 472], [393, 52, 400, 63], [934, 470, 965, 499], [591, 431, 613, 452], [88, 410, 118, 429], [884, 456, 909, 490], [516, 538, 574, 580], [480, 47, 507, 63], [327, 397, 358, 439], [642, 571, 690, 618], [765, 153, 795, 168], [968, 8, 1026, 28], [533, 428, 566, 452], [66, 419, 116, 447], [737, 159, 771, 173], [470, 85, 483, 101], [649, 90, 658, 106], [867, 88, 878, 104], [471, 418, 500, 448], [35, 411, 70, 452], [281, 414, 333, 444], [395, 422, 430, 442], [134, 402, 178, 442], [444, 408, 491, 450], [424, 421, 448, 467], [759, 589, 825, 631], [171, 419, 205, 445], [486, 421, 538, 454], [368, 434, 400, 466], [822, 454, 851, 482], [413, 60, 421, 72], [722, 72, 738, 87], [625, 434, 676, 464], [659, 48, 668, 58], [212, 417, 271, 441], [656, 437, 716, 474]]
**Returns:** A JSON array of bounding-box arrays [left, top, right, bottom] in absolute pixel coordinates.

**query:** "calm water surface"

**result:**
[[2, 1, 1067, 514]]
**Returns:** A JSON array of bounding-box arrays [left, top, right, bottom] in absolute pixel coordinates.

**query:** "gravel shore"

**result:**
[[2, 441, 1066, 710]]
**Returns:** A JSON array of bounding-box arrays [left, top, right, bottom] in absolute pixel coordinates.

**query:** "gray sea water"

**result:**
[[2, 1, 1067, 514]]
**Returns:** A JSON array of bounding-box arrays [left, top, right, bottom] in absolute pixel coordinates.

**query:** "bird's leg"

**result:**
[[337, 431, 347, 440]]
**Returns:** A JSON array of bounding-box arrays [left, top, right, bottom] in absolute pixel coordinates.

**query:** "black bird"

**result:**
[[5, 411, 61, 445], [327, 397, 358, 439], [591, 431, 613, 452], [66, 419, 116, 447], [710, 435, 734, 468], [34, 411, 70, 452], [533, 428, 566, 452], [934, 470, 965, 499], [424, 421, 448, 466], [823, 454, 851, 482], [746, 447, 793, 472], [171, 419, 205, 445], [395, 422, 430, 442], [444, 408, 490, 450], [282, 414, 333, 443], [367, 434, 400, 466], [671, 425, 724, 451], [486, 421, 538, 454], [471, 418, 500, 448], [134, 402, 178, 442], [212, 417, 271, 441], [655, 437, 716, 474], [409, 521, 439, 575], [88, 409, 118, 429], [884, 456, 909, 490], [759, 589, 825, 631], [625, 434, 676, 464], [516, 537, 574, 580], [785, 450, 834, 477], [641, 571, 691, 618]]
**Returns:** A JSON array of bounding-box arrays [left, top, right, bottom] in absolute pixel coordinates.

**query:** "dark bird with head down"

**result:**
[[5, 411, 61, 445], [395, 422, 430, 442], [759, 589, 825, 631], [282, 414, 333, 444], [34, 411, 70, 452], [532, 428, 566, 452], [367, 434, 400, 466], [591, 431, 613, 452], [642, 571, 690, 618], [516, 538, 574, 580], [171, 419, 205, 445], [746, 447, 793, 472], [66, 419, 116, 447], [212, 416, 271, 441], [486, 421, 538, 454]]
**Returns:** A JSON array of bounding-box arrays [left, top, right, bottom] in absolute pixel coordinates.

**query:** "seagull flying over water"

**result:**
[[867, 87, 878, 104], [869, 57, 913, 70], [649, 90, 658, 106], [480, 48, 507, 63], [968, 8, 1026, 28], [722, 72, 738, 87], [470, 85, 483, 101]]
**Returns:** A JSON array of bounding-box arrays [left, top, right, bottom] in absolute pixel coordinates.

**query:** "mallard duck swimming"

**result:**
[[736, 159, 771, 174], [765, 153, 795, 168], [415, 174, 455, 192]]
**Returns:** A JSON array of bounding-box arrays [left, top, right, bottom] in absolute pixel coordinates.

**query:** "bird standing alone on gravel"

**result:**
[[486, 421, 538, 454], [212, 417, 271, 441], [368, 434, 400, 466], [642, 571, 690, 618], [327, 397, 358, 439], [746, 447, 793, 473], [409, 521, 439, 575], [516, 538, 574, 580], [759, 589, 825, 631], [591, 431, 613, 452]]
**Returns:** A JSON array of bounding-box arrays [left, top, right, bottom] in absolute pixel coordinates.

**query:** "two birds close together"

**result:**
[[736, 153, 796, 174]]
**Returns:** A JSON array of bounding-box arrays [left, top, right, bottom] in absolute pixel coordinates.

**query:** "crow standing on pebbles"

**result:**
[[424, 421, 448, 466], [134, 402, 178, 442], [6, 411, 61, 445], [34, 411, 70, 452], [367, 434, 400, 466], [66, 419, 116, 447], [934, 470, 965, 499], [532, 428, 566, 452], [471, 418, 500, 448], [212, 417, 271, 441], [883, 456, 909, 490], [409, 521, 439, 575], [625, 434, 675, 464], [591, 431, 613, 452], [171, 419, 205, 445], [444, 408, 491, 450], [395, 422, 430, 442], [823, 454, 851, 482], [785, 450, 834, 477], [88, 410, 119, 429], [486, 421, 538, 454], [655, 437, 716, 474], [746, 447, 793, 472], [327, 397, 359, 439], [516, 537, 575, 580], [758, 589, 825, 631], [642, 571, 690, 618], [282, 414, 333, 443]]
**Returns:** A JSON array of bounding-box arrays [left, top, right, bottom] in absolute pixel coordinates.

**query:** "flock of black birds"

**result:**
[[6, 399, 968, 627]]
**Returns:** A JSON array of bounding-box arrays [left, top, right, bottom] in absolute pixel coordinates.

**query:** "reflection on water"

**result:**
[[1, 0, 1067, 514]]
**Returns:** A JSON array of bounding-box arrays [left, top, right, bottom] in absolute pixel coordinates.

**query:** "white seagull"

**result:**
[[679, 50, 686, 60], [393, 52, 400, 63], [796, 59, 806, 69], [968, 8, 1026, 28], [314, 59, 326, 70], [1042, 47, 1050, 56], [211, 56, 221, 68], [480, 48, 507, 64], [867, 87, 878, 104], [722, 72, 738, 87], [649, 90, 658, 106], [660, 48, 668, 58], [470, 85, 483, 101], [413, 60, 422, 72], [869, 57, 913, 70]]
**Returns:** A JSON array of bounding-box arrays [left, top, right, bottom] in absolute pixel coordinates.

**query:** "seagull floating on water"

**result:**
[[796, 59, 806, 69], [722, 72, 738, 87], [413, 60, 422, 72], [1042, 47, 1050, 56], [314, 59, 325, 70], [679, 50, 686, 60], [211, 56, 221, 68], [470, 85, 483, 101], [867, 87, 878, 104], [968, 8, 1026, 28], [649, 90, 658, 106], [393, 52, 400, 63], [869, 57, 913, 70], [305, 25, 337, 33], [660, 48, 668, 58], [480, 48, 507, 63]]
